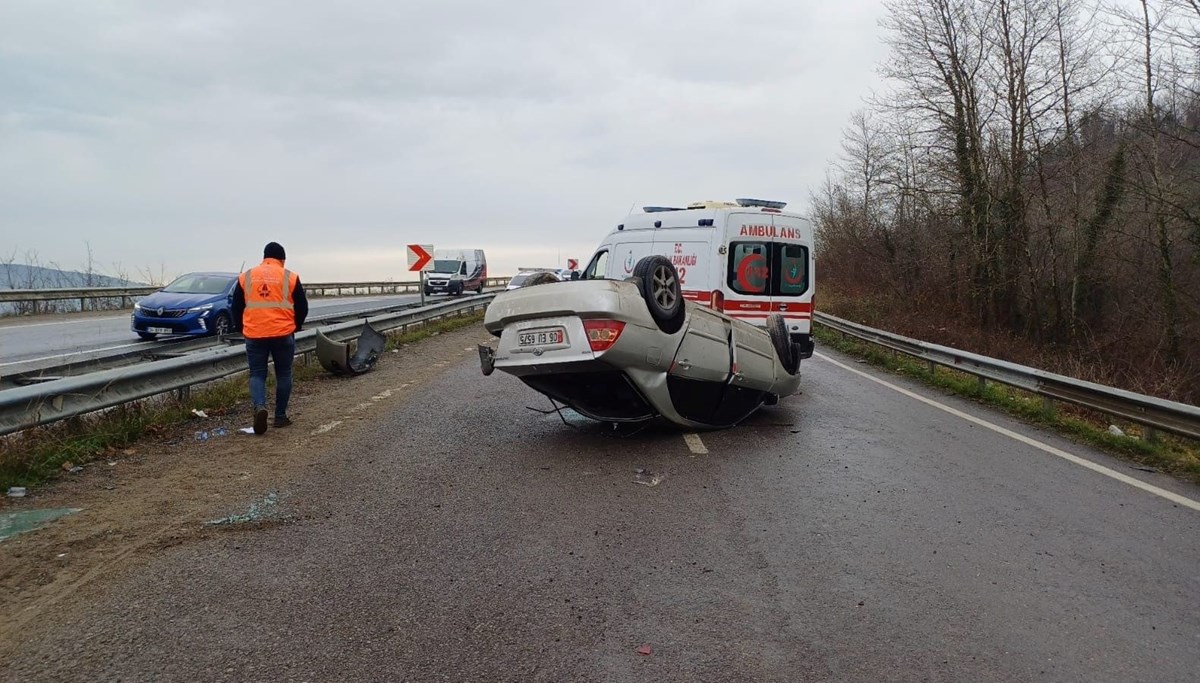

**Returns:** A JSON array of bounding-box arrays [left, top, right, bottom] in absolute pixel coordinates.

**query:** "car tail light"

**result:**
[[583, 320, 625, 352], [711, 290, 724, 311]]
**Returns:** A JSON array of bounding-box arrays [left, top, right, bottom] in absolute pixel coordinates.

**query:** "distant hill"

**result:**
[[0, 264, 146, 316], [0, 263, 143, 290]]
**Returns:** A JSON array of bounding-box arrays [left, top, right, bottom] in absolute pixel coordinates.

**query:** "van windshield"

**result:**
[[432, 260, 462, 273]]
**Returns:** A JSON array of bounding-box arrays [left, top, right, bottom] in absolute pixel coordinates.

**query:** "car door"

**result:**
[[666, 305, 732, 424]]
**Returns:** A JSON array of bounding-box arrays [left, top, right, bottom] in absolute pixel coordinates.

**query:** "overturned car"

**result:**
[[479, 256, 803, 429]]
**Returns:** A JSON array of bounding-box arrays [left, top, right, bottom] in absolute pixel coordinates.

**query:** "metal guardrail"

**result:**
[[0, 299, 433, 390], [0, 278, 514, 305], [0, 295, 495, 436], [814, 312, 1200, 441]]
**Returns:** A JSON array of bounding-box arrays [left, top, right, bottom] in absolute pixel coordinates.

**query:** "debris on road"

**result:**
[[205, 492, 280, 527], [191, 409, 209, 418], [61, 461, 75, 472], [1, 508, 82, 542], [317, 322, 387, 375], [195, 428, 229, 441], [7, 486, 27, 498], [238, 427, 256, 435], [636, 644, 653, 656], [633, 469, 664, 487], [1107, 425, 1126, 437]]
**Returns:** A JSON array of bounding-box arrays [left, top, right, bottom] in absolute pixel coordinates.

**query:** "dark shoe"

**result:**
[[274, 416, 293, 428], [253, 406, 268, 435]]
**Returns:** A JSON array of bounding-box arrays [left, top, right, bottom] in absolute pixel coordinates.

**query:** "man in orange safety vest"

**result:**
[[232, 242, 309, 434]]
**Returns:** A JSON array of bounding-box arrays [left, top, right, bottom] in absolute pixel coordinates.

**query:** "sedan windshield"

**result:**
[[162, 274, 234, 294], [508, 273, 532, 286]]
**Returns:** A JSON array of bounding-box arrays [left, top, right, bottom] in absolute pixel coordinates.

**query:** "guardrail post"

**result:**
[[977, 376, 987, 393], [176, 385, 191, 403], [80, 297, 87, 312], [1145, 426, 1160, 444], [927, 360, 936, 376], [1041, 396, 1056, 417]]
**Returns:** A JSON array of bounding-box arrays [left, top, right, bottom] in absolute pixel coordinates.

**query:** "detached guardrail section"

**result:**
[[0, 295, 495, 437], [815, 312, 1200, 441]]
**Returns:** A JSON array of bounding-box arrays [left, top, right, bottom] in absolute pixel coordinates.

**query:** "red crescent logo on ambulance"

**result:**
[[736, 253, 768, 292]]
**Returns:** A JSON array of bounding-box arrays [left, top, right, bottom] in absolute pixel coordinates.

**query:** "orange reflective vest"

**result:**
[[240, 259, 299, 339]]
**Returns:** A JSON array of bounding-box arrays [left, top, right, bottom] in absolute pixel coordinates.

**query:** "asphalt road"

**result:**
[[4, 347, 1199, 681], [0, 294, 427, 368]]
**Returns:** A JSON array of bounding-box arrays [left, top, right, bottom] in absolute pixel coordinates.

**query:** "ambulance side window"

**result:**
[[728, 242, 770, 295], [777, 244, 809, 296], [583, 250, 609, 280]]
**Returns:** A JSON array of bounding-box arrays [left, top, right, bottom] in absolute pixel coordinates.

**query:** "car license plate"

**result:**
[[518, 327, 565, 346], [147, 327, 172, 334]]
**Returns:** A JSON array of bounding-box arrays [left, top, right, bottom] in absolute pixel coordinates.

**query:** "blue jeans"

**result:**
[[245, 334, 295, 419]]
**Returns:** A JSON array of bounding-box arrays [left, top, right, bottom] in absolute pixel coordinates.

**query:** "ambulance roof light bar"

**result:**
[[643, 206, 685, 213], [735, 198, 788, 210]]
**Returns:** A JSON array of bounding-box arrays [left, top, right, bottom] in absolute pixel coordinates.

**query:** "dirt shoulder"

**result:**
[[0, 323, 495, 651]]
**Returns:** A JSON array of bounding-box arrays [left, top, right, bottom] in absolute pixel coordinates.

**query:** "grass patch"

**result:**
[[814, 324, 1200, 484], [0, 310, 486, 491], [0, 376, 252, 491], [385, 310, 485, 350]]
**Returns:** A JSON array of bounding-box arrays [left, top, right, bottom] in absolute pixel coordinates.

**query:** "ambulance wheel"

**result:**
[[767, 314, 799, 375], [633, 256, 685, 334]]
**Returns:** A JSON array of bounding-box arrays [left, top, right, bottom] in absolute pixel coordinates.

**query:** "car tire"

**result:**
[[767, 314, 799, 375], [213, 312, 232, 336], [632, 256, 685, 334], [137, 332, 157, 341]]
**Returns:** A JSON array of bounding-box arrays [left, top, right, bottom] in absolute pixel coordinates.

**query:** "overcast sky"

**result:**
[[0, 0, 890, 281]]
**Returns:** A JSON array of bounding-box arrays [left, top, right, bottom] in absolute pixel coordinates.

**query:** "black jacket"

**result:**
[[232, 276, 309, 334]]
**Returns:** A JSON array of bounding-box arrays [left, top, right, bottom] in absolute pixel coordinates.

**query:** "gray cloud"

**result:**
[[0, 0, 888, 281]]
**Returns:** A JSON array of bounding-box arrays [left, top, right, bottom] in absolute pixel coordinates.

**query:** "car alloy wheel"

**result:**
[[651, 264, 678, 310], [214, 312, 232, 336], [632, 255, 685, 334]]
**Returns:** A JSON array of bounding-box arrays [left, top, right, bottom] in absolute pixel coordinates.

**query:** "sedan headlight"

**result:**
[[187, 303, 214, 315], [133, 302, 142, 311]]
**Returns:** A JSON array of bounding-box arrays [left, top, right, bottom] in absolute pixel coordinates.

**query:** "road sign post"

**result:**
[[407, 244, 434, 307]]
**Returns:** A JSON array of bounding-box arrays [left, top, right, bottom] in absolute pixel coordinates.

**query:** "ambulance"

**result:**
[[579, 198, 815, 357]]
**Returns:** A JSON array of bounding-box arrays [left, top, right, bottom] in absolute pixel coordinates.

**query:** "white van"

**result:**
[[580, 198, 815, 357], [425, 249, 488, 296]]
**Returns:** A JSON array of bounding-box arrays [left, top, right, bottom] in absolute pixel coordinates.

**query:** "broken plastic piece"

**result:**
[[191, 409, 209, 418], [317, 322, 387, 375], [636, 644, 653, 656], [7, 486, 27, 498]]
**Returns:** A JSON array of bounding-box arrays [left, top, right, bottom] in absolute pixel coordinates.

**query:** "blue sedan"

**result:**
[[131, 272, 239, 340]]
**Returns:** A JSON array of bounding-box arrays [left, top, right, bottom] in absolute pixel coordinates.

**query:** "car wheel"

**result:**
[[137, 332, 157, 341], [213, 312, 232, 336], [632, 256, 685, 334], [767, 314, 799, 375]]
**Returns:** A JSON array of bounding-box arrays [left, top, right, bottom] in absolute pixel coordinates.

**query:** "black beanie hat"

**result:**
[[263, 242, 286, 260]]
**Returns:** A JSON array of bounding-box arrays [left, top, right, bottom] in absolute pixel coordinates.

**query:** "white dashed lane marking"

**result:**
[[312, 421, 343, 435], [684, 433, 708, 455]]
